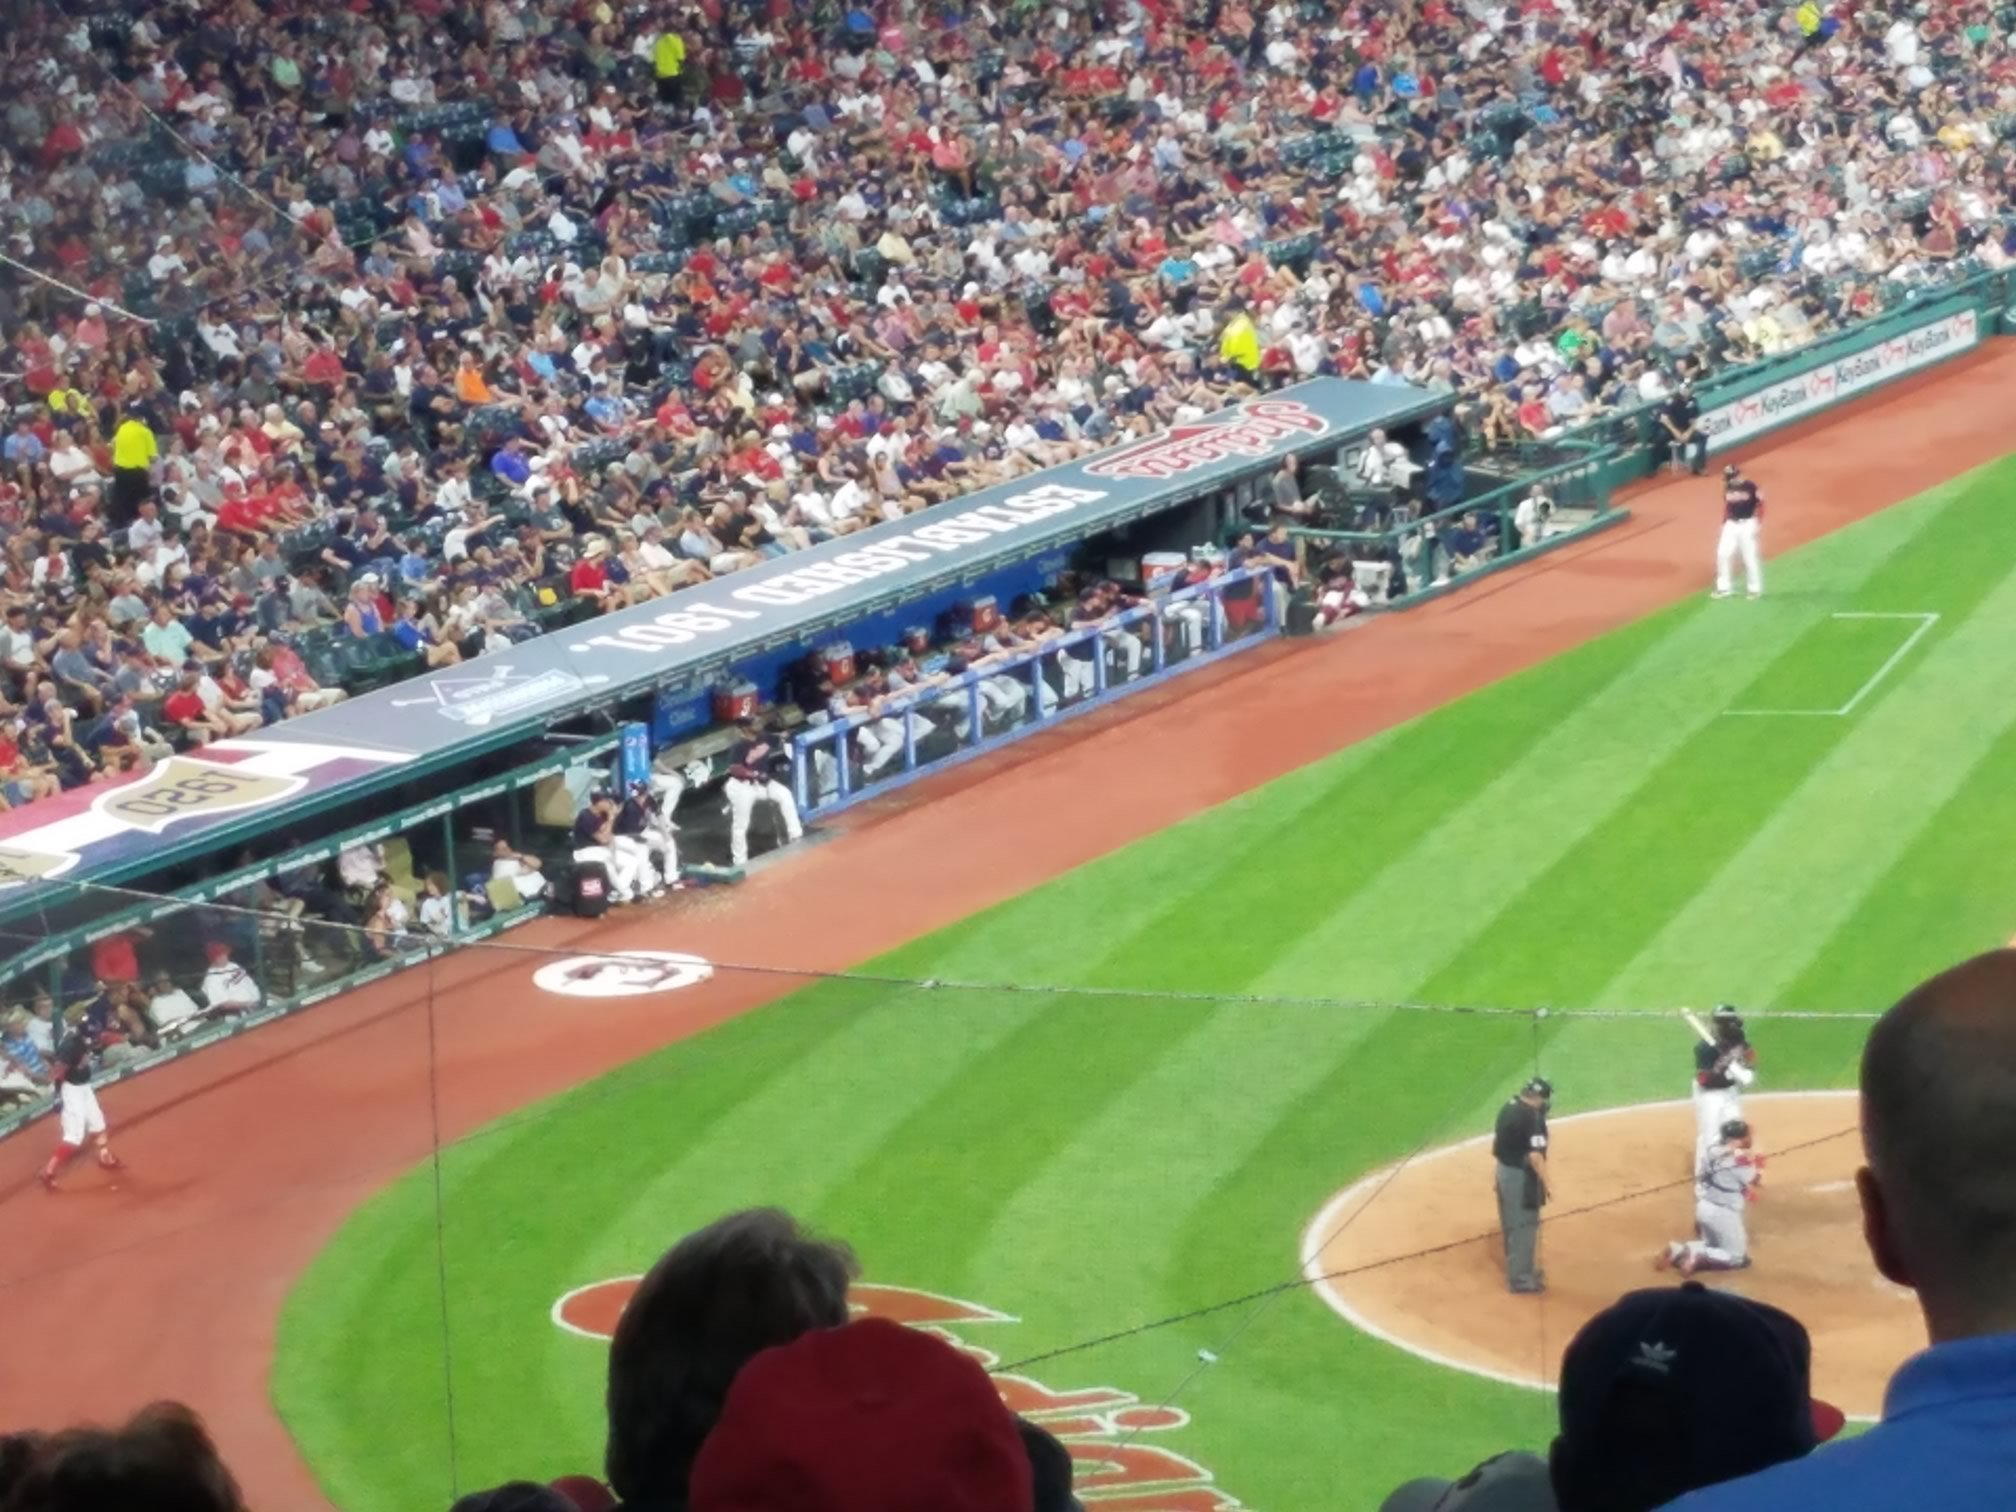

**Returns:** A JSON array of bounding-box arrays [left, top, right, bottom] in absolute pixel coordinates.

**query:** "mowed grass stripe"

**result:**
[[954, 552, 1915, 1347], [1596, 547, 2016, 1017], [1784, 705, 2016, 1008], [1415, 461, 2011, 1016], [813, 612, 1664, 1275], [276, 978, 892, 1505]]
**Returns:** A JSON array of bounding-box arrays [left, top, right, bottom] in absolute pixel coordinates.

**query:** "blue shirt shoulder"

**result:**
[[1665, 1334, 2016, 1512]]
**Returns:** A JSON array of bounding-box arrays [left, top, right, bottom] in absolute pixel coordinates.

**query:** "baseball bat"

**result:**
[[1680, 1008, 1715, 1046]]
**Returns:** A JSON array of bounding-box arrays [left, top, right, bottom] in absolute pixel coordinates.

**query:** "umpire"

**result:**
[[1493, 1077, 1552, 1294]]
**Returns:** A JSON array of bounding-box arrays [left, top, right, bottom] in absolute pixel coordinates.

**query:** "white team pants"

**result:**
[[1165, 602, 1208, 652], [856, 717, 907, 776], [1693, 1083, 1742, 1165], [1103, 627, 1144, 678], [1678, 1199, 1749, 1268], [612, 834, 661, 894], [58, 1082, 107, 1145], [979, 674, 1028, 722], [727, 776, 803, 866], [1715, 518, 1762, 596]]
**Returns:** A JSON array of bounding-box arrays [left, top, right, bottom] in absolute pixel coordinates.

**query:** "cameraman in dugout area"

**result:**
[[1492, 1077, 1553, 1295]]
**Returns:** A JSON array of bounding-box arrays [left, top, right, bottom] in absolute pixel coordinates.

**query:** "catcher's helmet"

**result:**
[[1720, 1118, 1752, 1142]]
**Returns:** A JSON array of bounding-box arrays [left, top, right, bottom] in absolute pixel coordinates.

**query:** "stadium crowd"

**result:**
[[5, 951, 2016, 1511], [0, 0, 2009, 816]]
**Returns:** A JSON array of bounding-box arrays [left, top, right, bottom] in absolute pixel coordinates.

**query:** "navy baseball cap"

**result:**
[[1551, 1282, 1844, 1512]]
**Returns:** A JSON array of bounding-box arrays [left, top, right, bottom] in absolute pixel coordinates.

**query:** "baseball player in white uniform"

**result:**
[[1713, 464, 1765, 599], [1656, 1118, 1762, 1275], [724, 719, 803, 867], [38, 1026, 122, 1190], [1693, 1005, 1757, 1166]]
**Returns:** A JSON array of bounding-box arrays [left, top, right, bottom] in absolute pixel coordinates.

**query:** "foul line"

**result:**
[[1725, 612, 1939, 718]]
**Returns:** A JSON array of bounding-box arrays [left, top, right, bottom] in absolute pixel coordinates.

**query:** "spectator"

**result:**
[[146, 970, 208, 1038], [603, 1209, 859, 1511], [0, 1007, 51, 1105], [1384, 1282, 1840, 1512], [198, 942, 263, 1015], [0, 1401, 248, 1512], [1668, 950, 2016, 1508], [490, 839, 547, 904], [689, 1318, 1033, 1512]]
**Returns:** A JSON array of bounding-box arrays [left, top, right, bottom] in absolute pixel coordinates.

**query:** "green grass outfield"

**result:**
[[275, 456, 2016, 1510]]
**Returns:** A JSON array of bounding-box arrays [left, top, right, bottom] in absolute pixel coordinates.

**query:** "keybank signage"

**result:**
[[1701, 307, 1979, 452]]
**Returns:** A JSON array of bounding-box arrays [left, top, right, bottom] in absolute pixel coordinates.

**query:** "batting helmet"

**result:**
[[1722, 464, 1740, 480], [1712, 1003, 1745, 1040], [1720, 1119, 1751, 1143]]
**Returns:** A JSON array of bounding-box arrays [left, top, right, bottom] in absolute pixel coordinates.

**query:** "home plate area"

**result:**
[[1302, 1091, 1921, 1420]]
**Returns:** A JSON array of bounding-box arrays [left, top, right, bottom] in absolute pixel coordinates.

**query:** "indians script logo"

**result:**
[[1083, 401, 1328, 483], [0, 844, 79, 891], [552, 1280, 1251, 1508], [89, 758, 308, 836]]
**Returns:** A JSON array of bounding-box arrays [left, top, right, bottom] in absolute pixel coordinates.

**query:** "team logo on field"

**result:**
[[552, 1279, 1249, 1507], [91, 758, 307, 836], [1085, 400, 1328, 482], [0, 844, 79, 890], [532, 950, 714, 998]]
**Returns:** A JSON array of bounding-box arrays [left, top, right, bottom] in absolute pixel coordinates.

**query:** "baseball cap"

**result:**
[[689, 1317, 1032, 1512], [1380, 1451, 1554, 1512], [1550, 1282, 1843, 1512]]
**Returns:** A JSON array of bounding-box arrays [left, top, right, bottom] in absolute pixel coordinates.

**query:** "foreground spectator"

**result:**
[[1667, 950, 2016, 1509], [689, 1317, 1032, 1512], [0, 1401, 246, 1512], [602, 1209, 859, 1510], [1382, 1282, 1840, 1512]]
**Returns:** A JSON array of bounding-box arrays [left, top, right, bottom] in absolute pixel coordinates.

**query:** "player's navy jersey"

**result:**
[[1723, 482, 1762, 521], [53, 1030, 93, 1086], [1695, 1039, 1745, 1090]]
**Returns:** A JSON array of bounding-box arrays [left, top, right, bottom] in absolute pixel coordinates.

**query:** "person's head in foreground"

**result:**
[[1857, 949, 2016, 1343], [1379, 1283, 1840, 1512], [603, 1208, 858, 1508], [0, 1401, 246, 1512], [687, 1316, 1033, 1512]]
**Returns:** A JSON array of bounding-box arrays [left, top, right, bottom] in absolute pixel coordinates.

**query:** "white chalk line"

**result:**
[[1297, 1090, 1879, 1422], [1724, 611, 1940, 718]]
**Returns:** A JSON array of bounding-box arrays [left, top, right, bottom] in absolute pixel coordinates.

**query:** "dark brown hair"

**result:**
[[604, 1209, 857, 1506], [1, 1402, 245, 1512]]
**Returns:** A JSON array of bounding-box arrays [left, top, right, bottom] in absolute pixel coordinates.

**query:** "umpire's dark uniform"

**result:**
[[1493, 1078, 1552, 1293]]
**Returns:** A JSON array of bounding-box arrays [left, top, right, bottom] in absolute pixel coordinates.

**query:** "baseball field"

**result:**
[[268, 444, 2016, 1511]]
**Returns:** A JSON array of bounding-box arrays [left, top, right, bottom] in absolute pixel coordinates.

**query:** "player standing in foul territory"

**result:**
[[38, 1024, 122, 1190], [1657, 1118, 1763, 1275], [1693, 1004, 1756, 1166], [1713, 464, 1765, 599]]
